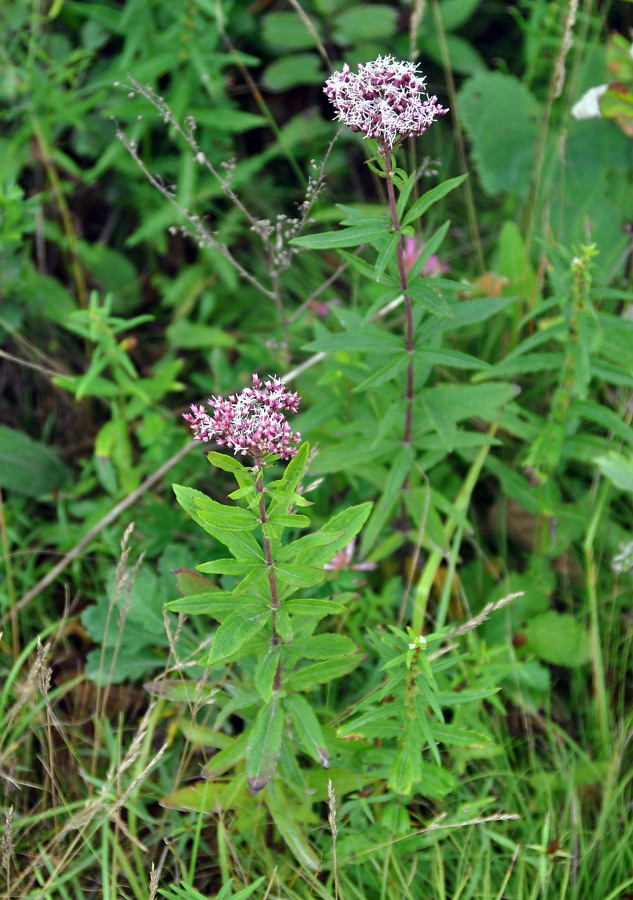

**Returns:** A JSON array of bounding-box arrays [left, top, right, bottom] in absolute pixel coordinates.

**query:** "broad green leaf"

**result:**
[[303, 329, 403, 355], [285, 694, 329, 767], [194, 495, 259, 531], [233, 565, 271, 596], [290, 634, 356, 660], [523, 611, 591, 666], [263, 10, 323, 48], [431, 725, 492, 748], [160, 778, 253, 814], [202, 732, 249, 778], [261, 53, 324, 90], [291, 223, 390, 250], [573, 399, 633, 447], [389, 735, 417, 795], [402, 175, 468, 227], [294, 503, 373, 568], [143, 679, 218, 705], [165, 591, 243, 617], [172, 568, 215, 596], [275, 609, 294, 643], [285, 655, 363, 690], [172, 485, 263, 558], [207, 610, 269, 665], [415, 347, 491, 370], [267, 513, 311, 530], [246, 695, 284, 793], [275, 529, 345, 562], [196, 558, 255, 575], [0, 425, 70, 497], [263, 780, 320, 870], [206, 450, 249, 483], [254, 645, 281, 703], [594, 451, 633, 493], [284, 598, 346, 617], [274, 563, 325, 590]]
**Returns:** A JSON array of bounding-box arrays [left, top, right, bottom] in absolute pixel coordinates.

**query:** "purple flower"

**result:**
[[323, 539, 377, 573], [402, 236, 450, 278], [183, 374, 301, 460], [324, 55, 448, 149]]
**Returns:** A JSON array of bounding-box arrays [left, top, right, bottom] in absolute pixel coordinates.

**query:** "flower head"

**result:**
[[323, 539, 377, 573], [324, 55, 448, 149], [183, 373, 301, 460]]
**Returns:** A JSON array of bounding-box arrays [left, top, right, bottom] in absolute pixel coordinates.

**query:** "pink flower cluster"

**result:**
[[183, 374, 301, 460], [324, 55, 448, 149]]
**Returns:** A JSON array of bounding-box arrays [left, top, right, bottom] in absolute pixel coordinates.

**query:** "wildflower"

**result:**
[[402, 236, 450, 277], [324, 55, 448, 150], [323, 538, 377, 572], [183, 373, 301, 460]]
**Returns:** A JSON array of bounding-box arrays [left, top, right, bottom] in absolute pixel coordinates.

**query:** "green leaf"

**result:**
[[206, 451, 251, 476], [295, 503, 373, 568], [194, 495, 259, 531], [360, 445, 415, 554], [594, 451, 633, 492], [207, 610, 269, 665], [303, 328, 403, 355], [407, 281, 453, 317], [396, 172, 417, 219], [274, 441, 309, 495], [457, 73, 540, 195], [285, 655, 363, 690], [164, 592, 244, 617], [405, 220, 451, 282], [263, 10, 323, 48], [263, 780, 320, 870], [402, 175, 468, 227], [262, 53, 324, 91], [291, 223, 390, 250], [415, 347, 491, 370], [202, 732, 249, 778], [290, 634, 356, 660], [246, 695, 284, 793], [254, 645, 281, 703], [172, 485, 263, 559], [275, 530, 345, 562], [172, 568, 216, 596], [333, 4, 398, 44], [196, 559, 255, 575], [267, 513, 311, 530], [523, 611, 591, 666], [285, 694, 329, 767], [351, 354, 411, 393], [374, 232, 399, 280], [284, 598, 346, 617], [0, 425, 70, 497], [274, 563, 325, 590]]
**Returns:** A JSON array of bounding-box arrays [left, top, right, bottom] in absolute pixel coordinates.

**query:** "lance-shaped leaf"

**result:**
[[254, 645, 281, 703], [284, 597, 346, 617], [247, 694, 284, 793], [196, 558, 257, 576], [275, 530, 345, 563], [202, 731, 249, 778], [402, 174, 468, 227], [165, 591, 244, 618], [194, 495, 260, 531], [268, 441, 310, 495], [290, 634, 356, 660], [263, 779, 320, 871], [290, 222, 390, 250], [206, 609, 269, 666], [294, 503, 373, 569], [172, 485, 263, 559], [273, 563, 325, 591], [285, 694, 329, 767], [285, 654, 363, 690]]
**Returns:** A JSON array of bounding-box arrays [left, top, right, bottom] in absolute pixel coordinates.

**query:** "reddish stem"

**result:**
[[256, 470, 280, 651], [382, 147, 414, 446]]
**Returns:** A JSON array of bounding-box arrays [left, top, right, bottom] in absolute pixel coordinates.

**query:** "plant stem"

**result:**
[[256, 468, 283, 692], [382, 147, 414, 447], [256, 470, 280, 639]]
